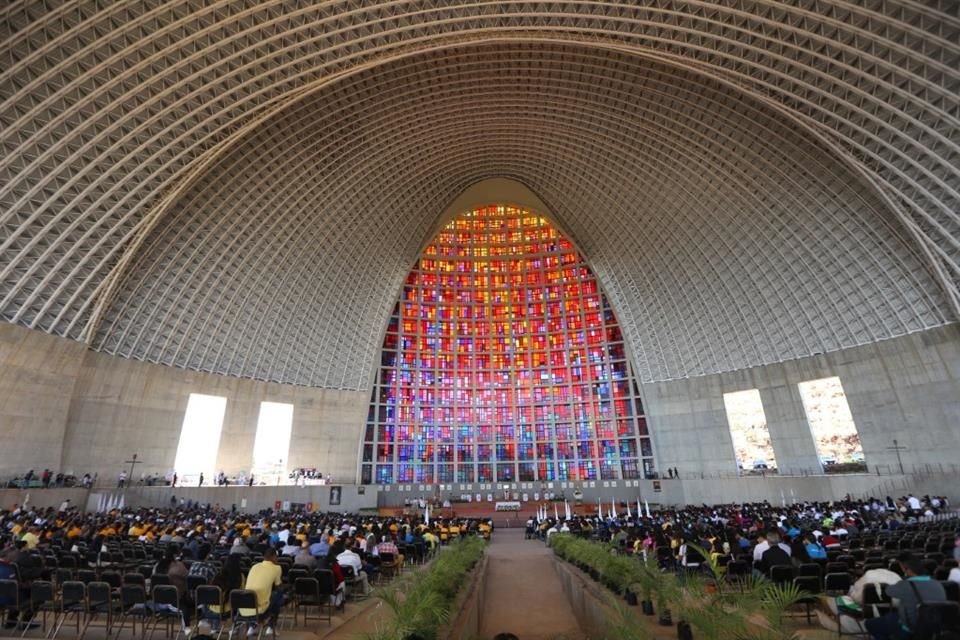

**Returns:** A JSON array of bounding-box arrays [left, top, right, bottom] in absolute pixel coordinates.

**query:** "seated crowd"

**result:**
[[531, 493, 957, 639], [0, 503, 492, 636]]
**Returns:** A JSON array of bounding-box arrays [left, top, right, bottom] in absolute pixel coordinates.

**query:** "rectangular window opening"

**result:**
[[797, 377, 864, 472], [174, 393, 228, 484], [723, 389, 777, 473], [252, 401, 295, 485]]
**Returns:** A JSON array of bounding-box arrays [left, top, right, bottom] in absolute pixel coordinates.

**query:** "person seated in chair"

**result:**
[[865, 552, 947, 640], [243, 548, 285, 636], [336, 542, 370, 596]]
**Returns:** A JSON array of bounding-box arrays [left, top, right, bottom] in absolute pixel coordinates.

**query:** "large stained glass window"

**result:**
[[362, 205, 655, 485]]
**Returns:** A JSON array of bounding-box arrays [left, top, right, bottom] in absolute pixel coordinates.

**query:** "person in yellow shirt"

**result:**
[[21, 527, 41, 550], [242, 549, 285, 634], [478, 522, 492, 540]]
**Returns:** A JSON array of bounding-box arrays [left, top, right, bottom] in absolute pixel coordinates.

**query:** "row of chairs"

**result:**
[[0, 575, 339, 639]]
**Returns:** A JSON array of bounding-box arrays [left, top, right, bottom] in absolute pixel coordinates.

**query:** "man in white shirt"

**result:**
[[907, 494, 922, 511], [336, 544, 370, 595]]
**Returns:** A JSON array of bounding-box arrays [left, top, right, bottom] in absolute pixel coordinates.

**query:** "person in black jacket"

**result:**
[[759, 532, 792, 575]]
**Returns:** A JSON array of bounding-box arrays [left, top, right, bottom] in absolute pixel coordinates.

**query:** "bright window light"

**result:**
[[174, 393, 227, 482], [723, 389, 777, 472], [251, 401, 294, 484], [797, 376, 864, 468]]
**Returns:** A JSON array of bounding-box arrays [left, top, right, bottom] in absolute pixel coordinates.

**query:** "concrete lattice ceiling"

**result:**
[[1, 1, 959, 389]]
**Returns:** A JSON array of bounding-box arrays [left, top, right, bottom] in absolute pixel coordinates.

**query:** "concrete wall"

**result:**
[[643, 323, 960, 478], [0, 324, 86, 475], [108, 483, 377, 513], [61, 349, 367, 483]]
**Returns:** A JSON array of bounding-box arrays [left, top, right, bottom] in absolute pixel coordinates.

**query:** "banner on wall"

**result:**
[[329, 486, 342, 506]]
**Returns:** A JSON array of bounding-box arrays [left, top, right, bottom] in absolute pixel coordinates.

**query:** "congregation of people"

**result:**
[[0, 503, 492, 636], [529, 493, 956, 639]]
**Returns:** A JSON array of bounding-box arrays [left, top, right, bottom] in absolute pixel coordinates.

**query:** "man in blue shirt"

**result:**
[[309, 535, 330, 558]]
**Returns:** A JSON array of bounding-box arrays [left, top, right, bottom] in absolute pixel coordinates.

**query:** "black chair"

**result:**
[[826, 562, 850, 575], [793, 576, 821, 624], [798, 563, 822, 580], [0, 579, 20, 630], [25, 580, 56, 637], [340, 565, 366, 600], [286, 568, 309, 586], [228, 590, 261, 640], [113, 584, 150, 638], [76, 569, 97, 584], [150, 574, 172, 588], [861, 582, 892, 619], [294, 577, 331, 626], [824, 572, 852, 595], [769, 565, 794, 585], [315, 569, 338, 610], [101, 571, 123, 590], [379, 552, 398, 580], [149, 584, 184, 638], [194, 585, 225, 638], [916, 601, 960, 638], [725, 560, 750, 586], [941, 580, 960, 604], [187, 574, 208, 596], [82, 580, 119, 639], [52, 567, 74, 590], [51, 580, 86, 639], [124, 572, 146, 587]]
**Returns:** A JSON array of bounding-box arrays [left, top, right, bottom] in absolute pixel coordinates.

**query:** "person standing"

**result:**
[[118, 470, 127, 488], [198, 472, 204, 487]]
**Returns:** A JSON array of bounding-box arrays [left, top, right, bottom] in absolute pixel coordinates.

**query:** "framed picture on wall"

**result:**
[[329, 486, 342, 505], [357, 486, 365, 495]]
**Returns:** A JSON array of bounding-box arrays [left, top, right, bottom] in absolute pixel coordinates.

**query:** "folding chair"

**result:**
[[378, 553, 398, 580], [24, 580, 56, 637], [315, 570, 339, 613], [793, 576, 821, 624], [0, 579, 20, 630], [123, 573, 146, 587], [148, 584, 184, 639], [294, 577, 331, 626], [916, 601, 960, 638], [340, 566, 366, 600], [187, 575, 208, 597], [942, 580, 960, 604], [824, 572, 852, 596], [81, 581, 119, 640], [286, 568, 309, 586], [769, 565, 794, 585], [113, 584, 150, 639], [228, 590, 261, 640], [193, 585, 225, 639], [51, 581, 86, 639]]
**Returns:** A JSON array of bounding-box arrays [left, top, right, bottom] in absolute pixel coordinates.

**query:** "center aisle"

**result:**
[[479, 528, 587, 640]]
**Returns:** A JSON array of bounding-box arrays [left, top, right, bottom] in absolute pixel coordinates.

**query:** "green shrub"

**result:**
[[362, 536, 486, 640]]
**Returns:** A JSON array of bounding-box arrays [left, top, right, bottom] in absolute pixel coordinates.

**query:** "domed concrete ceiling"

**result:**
[[1, 2, 958, 389]]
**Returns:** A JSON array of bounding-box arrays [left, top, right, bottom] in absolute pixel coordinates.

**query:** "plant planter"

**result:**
[[658, 608, 673, 626], [624, 590, 638, 606], [641, 599, 655, 615], [677, 621, 693, 640]]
